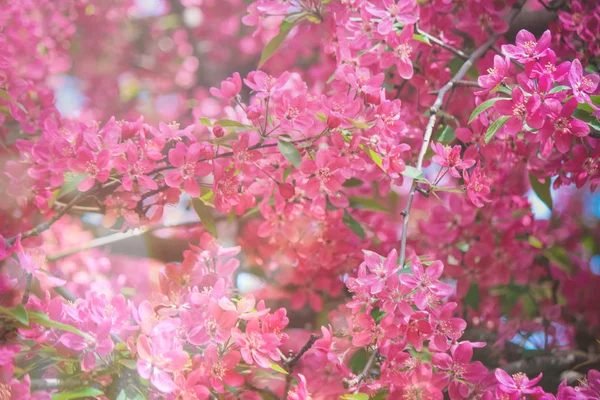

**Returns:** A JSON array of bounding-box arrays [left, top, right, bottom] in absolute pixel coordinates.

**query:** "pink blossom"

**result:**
[[463, 163, 491, 208], [381, 25, 415, 80], [431, 143, 475, 178], [67, 148, 111, 191], [401, 257, 453, 310], [244, 71, 289, 99], [569, 59, 600, 108], [495, 369, 544, 399], [502, 29, 551, 63], [432, 342, 487, 399], [391, 363, 448, 400], [113, 142, 157, 191], [356, 249, 399, 294], [526, 50, 570, 82], [477, 55, 510, 95], [494, 86, 544, 135], [210, 72, 242, 100], [231, 319, 281, 368], [300, 148, 346, 199], [288, 374, 310, 400], [366, 0, 419, 36], [137, 333, 189, 393], [538, 98, 590, 154], [165, 142, 212, 197], [202, 345, 244, 393]]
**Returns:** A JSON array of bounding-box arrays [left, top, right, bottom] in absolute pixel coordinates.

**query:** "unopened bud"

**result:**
[[213, 124, 225, 138]]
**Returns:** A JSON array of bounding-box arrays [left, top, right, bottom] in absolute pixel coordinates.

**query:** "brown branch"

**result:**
[[283, 334, 319, 400], [398, 0, 527, 267], [429, 80, 481, 95], [415, 25, 469, 60], [21, 273, 32, 305], [4, 181, 120, 247], [4, 191, 88, 246]]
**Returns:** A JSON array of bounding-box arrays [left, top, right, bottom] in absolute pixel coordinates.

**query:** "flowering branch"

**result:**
[[4, 181, 119, 246], [399, 0, 527, 267]]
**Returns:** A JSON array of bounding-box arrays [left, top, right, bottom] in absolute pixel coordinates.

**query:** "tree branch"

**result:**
[[46, 221, 207, 261], [4, 181, 119, 247], [415, 26, 469, 60], [283, 334, 319, 400]]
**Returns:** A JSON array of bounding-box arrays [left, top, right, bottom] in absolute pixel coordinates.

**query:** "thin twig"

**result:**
[[345, 349, 378, 389], [491, 45, 525, 70], [429, 80, 481, 95], [21, 273, 32, 305], [415, 26, 469, 60], [4, 181, 119, 246], [398, 0, 527, 267], [283, 334, 320, 400]]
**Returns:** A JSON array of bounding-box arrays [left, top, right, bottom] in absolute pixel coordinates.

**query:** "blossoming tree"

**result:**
[[1, 0, 600, 398]]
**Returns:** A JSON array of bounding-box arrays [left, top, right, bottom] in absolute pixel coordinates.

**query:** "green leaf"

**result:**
[[528, 236, 543, 249], [350, 348, 367, 374], [270, 362, 289, 375], [348, 196, 389, 212], [464, 283, 480, 310], [529, 173, 553, 211], [361, 145, 383, 170], [490, 85, 513, 96], [199, 188, 215, 205], [259, 18, 303, 68], [436, 124, 455, 144], [191, 198, 218, 238], [343, 178, 364, 188], [198, 117, 212, 126], [401, 166, 425, 180], [341, 394, 369, 400], [315, 113, 327, 122], [412, 33, 431, 45], [348, 119, 370, 129], [398, 266, 412, 275], [118, 359, 138, 370], [0, 89, 27, 113], [468, 97, 509, 124], [522, 295, 537, 318], [28, 310, 92, 340], [343, 210, 366, 240], [116, 388, 146, 400], [51, 388, 104, 400], [57, 174, 87, 199], [433, 186, 464, 193], [0, 305, 29, 326], [370, 307, 387, 323], [548, 85, 571, 94], [282, 166, 293, 182], [573, 106, 600, 132], [485, 115, 509, 143], [214, 119, 250, 128], [544, 246, 571, 273], [277, 140, 302, 168]]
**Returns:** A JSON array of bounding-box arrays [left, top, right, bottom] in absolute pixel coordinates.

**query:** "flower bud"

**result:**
[[213, 124, 225, 138], [278, 183, 295, 199]]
